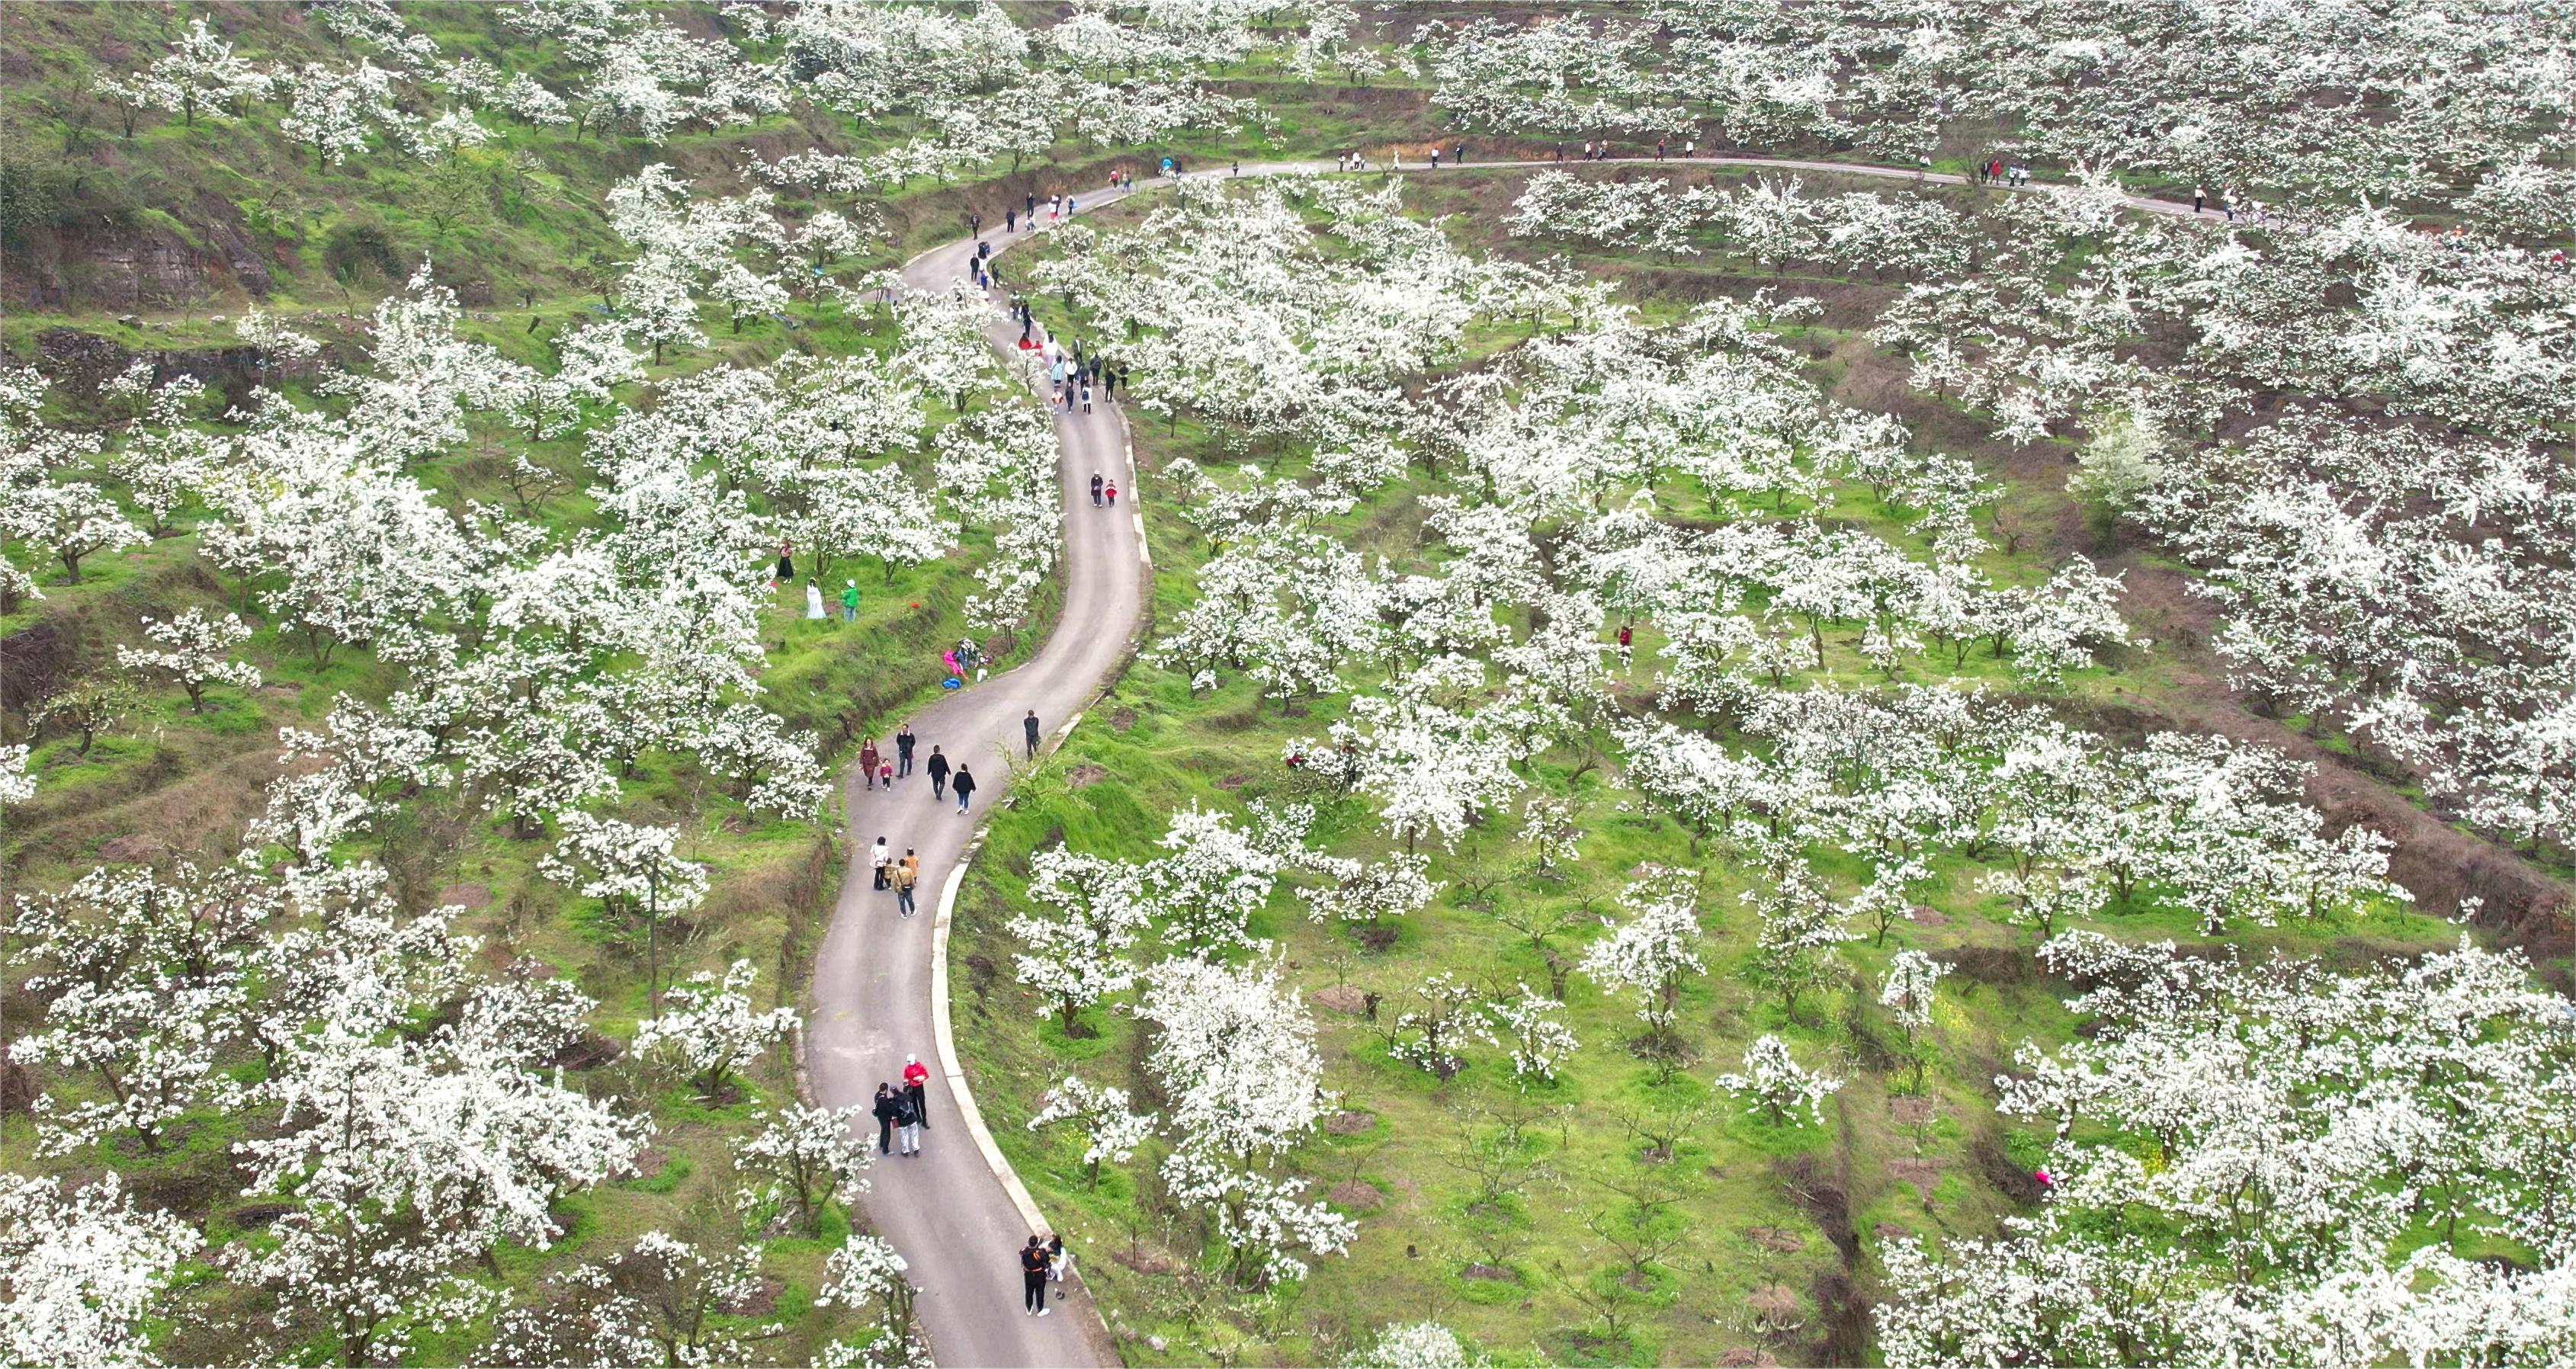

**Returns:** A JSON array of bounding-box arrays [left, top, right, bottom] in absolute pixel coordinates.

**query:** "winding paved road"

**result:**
[[806, 181, 1146, 1369], [804, 152, 2191, 1369]]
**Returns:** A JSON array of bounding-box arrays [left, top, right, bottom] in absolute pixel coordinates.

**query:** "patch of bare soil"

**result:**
[[1308, 984, 1367, 1014], [435, 881, 492, 909], [1110, 1246, 1183, 1275], [1328, 1180, 1384, 1210], [1459, 1262, 1516, 1282], [1323, 1109, 1376, 1135], [1065, 761, 1107, 789], [1747, 1225, 1806, 1252], [97, 833, 166, 862], [1885, 1157, 1942, 1203]]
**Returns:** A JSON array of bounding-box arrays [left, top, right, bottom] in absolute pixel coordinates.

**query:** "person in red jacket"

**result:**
[[903, 1054, 932, 1131]]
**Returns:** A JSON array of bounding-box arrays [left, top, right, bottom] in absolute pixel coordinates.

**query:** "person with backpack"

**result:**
[[895, 848, 920, 917], [872, 1083, 903, 1154], [952, 764, 978, 813], [1020, 1238, 1052, 1316], [904, 1054, 932, 1131], [926, 745, 950, 799], [893, 1088, 921, 1156]]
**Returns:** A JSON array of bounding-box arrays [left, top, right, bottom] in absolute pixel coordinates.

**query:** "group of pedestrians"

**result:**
[[872, 1056, 934, 1156], [781, 543, 865, 624], [1040, 336, 1123, 414], [1977, 157, 2032, 187]]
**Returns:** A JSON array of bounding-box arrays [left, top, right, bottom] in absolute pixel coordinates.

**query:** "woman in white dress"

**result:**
[[804, 580, 826, 619]]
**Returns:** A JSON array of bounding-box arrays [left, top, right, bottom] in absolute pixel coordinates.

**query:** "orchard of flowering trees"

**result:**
[[9, 0, 2576, 1364]]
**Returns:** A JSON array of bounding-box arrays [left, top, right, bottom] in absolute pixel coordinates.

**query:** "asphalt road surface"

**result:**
[[800, 152, 2187, 1368], [805, 180, 1144, 1369]]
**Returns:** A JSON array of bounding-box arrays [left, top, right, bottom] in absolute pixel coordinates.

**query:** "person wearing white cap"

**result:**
[[903, 1053, 931, 1135]]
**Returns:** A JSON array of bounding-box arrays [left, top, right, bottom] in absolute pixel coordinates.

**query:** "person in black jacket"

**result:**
[[895, 722, 916, 777], [871, 1083, 901, 1155], [1024, 709, 1042, 758], [952, 765, 977, 813], [1020, 1237, 1053, 1316], [925, 745, 950, 800]]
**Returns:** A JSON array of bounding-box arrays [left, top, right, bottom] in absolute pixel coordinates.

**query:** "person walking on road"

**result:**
[[895, 848, 920, 917], [1024, 709, 1042, 759], [873, 1083, 902, 1154], [861, 738, 882, 790], [1090, 471, 1105, 506], [1104, 480, 1118, 508], [1021, 1238, 1053, 1316], [895, 723, 916, 776], [904, 1054, 932, 1131], [870, 836, 890, 891], [927, 745, 950, 799], [952, 764, 977, 813]]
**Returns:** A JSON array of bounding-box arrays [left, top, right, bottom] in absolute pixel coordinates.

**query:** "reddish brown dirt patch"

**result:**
[[1066, 761, 1107, 789], [1885, 1157, 1942, 1202], [1323, 1110, 1376, 1135], [1309, 984, 1367, 1014], [1328, 1179, 1384, 1210], [1110, 1247, 1183, 1275], [436, 881, 493, 909], [97, 833, 165, 862]]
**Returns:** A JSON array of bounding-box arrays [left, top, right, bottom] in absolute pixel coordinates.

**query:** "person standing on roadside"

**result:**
[[893, 1088, 921, 1156], [926, 745, 950, 799], [1006, 207, 1017, 233], [1024, 709, 1042, 759], [952, 764, 978, 813], [873, 1083, 902, 1154], [904, 1054, 932, 1130], [895, 722, 916, 777], [1021, 1238, 1052, 1316]]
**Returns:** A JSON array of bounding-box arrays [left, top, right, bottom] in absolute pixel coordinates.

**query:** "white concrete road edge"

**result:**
[[925, 846, 1055, 1237]]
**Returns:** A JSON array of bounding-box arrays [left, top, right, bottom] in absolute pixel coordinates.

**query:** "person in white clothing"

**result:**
[[804, 582, 825, 619]]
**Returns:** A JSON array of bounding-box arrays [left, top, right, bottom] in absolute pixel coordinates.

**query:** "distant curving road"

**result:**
[[802, 150, 2189, 1369]]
